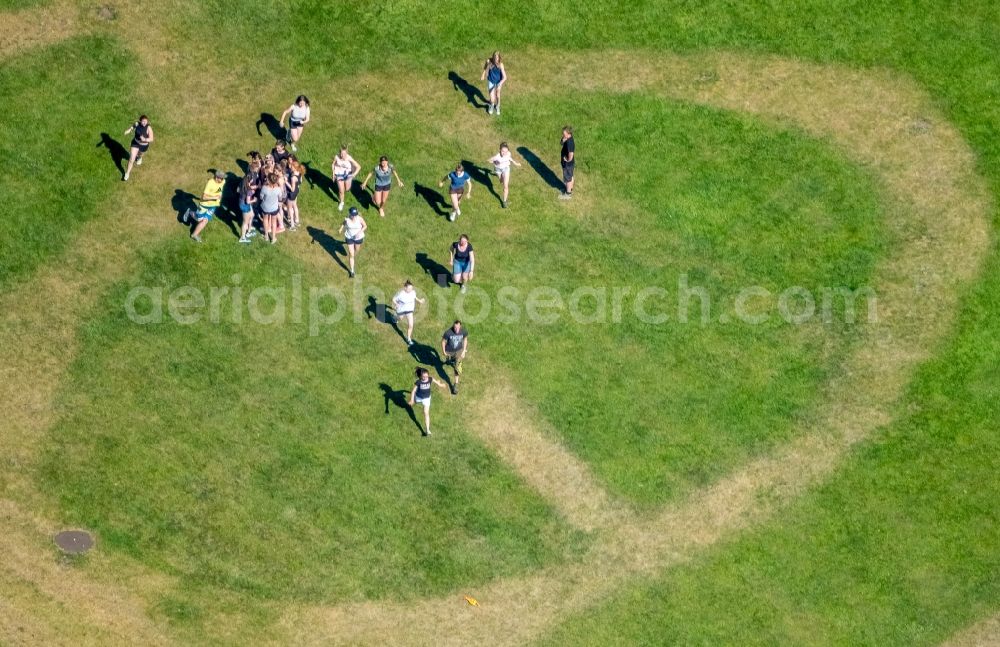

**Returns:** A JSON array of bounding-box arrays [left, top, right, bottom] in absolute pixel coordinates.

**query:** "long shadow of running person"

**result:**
[[97, 132, 129, 174], [255, 112, 286, 141], [307, 225, 351, 275], [448, 71, 488, 112], [364, 296, 408, 344], [413, 182, 450, 219], [171, 189, 199, 231], [516, 146, 563, 191], [408, 341, 451, 387], [462, 160, 501, 205], [415, 252, 451, 288], [379, 382, 423, 435], [303, 160, 337, 201]]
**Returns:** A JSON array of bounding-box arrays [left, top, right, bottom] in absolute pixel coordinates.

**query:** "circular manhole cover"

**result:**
[[54, 530, 94, 554]]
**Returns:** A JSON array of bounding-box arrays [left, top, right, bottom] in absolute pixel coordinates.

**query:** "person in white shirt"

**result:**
[[331, 145, 361, 212], [487, 142, 521, 208], [392, 280, 425, 345], [338, 207, 367, 278], [279, 95, 311, 152]]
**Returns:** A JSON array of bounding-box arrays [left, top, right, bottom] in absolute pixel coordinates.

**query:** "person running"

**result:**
[[450, 235, 475, 293], [271, 139, 291, 167], [438, 163, 472, 222], [392, 280, 426, 346], [182, 170, 226, 243], [409, 367, 448, 436], [238, 162, 260, 243], [285, 157, 304, 231], [480, 51, 507, 115], [441, 320, 469, 395], [361, 156, 404, 218], [487, 141, 521, 208], [331, 145, 360, 212], [122, 115, 154, 181], [338, 206, 367, 278], [279, 95, 311, 151], [259, 172, 283, 244], [560, 125, 575, 199]]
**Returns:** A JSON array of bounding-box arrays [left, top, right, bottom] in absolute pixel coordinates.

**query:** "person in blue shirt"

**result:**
[[480, 51, 507, 115], [438, 163, 473, 222]]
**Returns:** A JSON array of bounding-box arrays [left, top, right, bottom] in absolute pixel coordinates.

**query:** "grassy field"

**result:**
[[1, 0, 997, 644]]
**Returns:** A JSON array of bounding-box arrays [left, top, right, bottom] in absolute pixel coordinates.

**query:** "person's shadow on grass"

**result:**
[[307, 226, 351, 274], [304, 160, 337, 201], [350, 180, 373, 210], [517, 146, 563, 191], [408, 342, 451, 386], [379, 383, 423, 435], [97, 132, 129, 175], [171, 189, 199, 231], [364, 296, 408, 343], [413, 182, 450, 219], [448, 71, 488, 112], [255, 112, 286, 141], [462, 160, 501, 205], [415, 252, 451, 288]]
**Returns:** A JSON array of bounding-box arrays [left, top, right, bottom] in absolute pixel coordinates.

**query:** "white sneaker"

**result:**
[[460, 284, 467, 294], [449, 212, 456, 222], [122, 172, 129, 181], [339, 202, 345, 211], [495, 106, 501, 115], [136, 156, 143, 166], [291, 143, 297, 152], [487, 104, 494, 115], [190, 234, 202, 243]]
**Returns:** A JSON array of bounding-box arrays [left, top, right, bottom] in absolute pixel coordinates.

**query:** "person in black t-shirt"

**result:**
[[409, 367, 447, 436], [449, 234, 475, 293], [271, 139, 292, 167], [441, 320, 469, 395], [559, 125, 575, 199]]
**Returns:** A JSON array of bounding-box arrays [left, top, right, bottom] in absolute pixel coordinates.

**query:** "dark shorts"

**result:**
[[347, 237, 364, 246], [289, 119, 304, 129], [375, 183, 391, 193], [262, 208, 280, 217], [286, 189, 300, 201], [449, 187, 465, 195], [561, 162, 575, 183], [132, 141, 150, 153]]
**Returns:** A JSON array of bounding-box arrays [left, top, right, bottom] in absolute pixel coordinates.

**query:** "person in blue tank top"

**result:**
[[480, 51, 507, 115], [438, 163, 473, 222], [408, 367, 447, 436]]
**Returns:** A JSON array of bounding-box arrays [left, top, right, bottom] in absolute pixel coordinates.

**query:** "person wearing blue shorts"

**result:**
[[238, 162, 260, 243], [182, 169, 225, 242], [449, 234, 475, 293], [480, 51, 507, 115], [439, 164, 473, 222], [331, 145, 360, 212]]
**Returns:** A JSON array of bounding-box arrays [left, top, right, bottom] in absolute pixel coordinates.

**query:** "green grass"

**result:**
[[41, 238, 585, 610], [6, 0, 1000, 642], [0, 35, 138, 289], [537, 260, 1000, 645]]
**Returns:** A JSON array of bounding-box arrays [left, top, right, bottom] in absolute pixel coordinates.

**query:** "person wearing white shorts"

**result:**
[[392, 280, 426, 345], [487, 141, 521, 208], [409, 367, 447, 436]]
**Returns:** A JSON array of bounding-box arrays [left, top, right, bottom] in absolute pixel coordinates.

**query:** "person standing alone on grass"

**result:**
[[392, 280, 425, 346], [487, 142, 521, 208], [559, 126, 575, 199], [182, 169, 226, 242], [122, 114, 154, 181], [439, 164, 472, 222], [450, 234, 475, 293], [441, 320, 469, 395], [480, 51, 507, 115], [279, 95, 310, 152], [409, 367, 448, 436], [339, 206, 367, 278]]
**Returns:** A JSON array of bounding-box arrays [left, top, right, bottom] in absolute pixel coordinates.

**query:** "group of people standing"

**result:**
[[121, 51, 579, 435]]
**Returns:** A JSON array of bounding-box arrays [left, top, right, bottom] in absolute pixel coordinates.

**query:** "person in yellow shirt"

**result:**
[[182, 170, 226, 242]]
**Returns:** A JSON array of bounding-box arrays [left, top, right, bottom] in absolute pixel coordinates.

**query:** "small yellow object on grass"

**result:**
[[463, 596, 479, 607]]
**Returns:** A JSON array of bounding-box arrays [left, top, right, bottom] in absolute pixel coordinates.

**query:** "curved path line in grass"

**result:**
[[940, 613, 1000, 647], [0, 10, 991, 639], [278, 51, 992, 645]]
